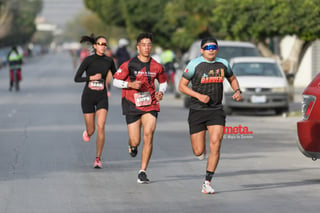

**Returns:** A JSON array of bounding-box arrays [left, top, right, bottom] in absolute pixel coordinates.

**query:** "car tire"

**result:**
[[275, 107, 288, 116]]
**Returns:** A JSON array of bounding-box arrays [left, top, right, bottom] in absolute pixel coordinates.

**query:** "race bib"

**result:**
[[134, 92, 152, 107], [88, 80, 105, 91]]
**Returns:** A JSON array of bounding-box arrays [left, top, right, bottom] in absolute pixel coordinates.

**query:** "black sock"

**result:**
[[205, 171, 214, 182]]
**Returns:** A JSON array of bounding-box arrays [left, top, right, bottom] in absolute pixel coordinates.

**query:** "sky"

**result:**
[[39, 0, 85, 28]]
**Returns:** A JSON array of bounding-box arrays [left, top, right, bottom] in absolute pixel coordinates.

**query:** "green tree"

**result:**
[[209, 0, 320, 74], [163, 0, 215, 50], [0, 0, 42, 47], [59, 9, 125, 48], [0, 0, 12, 39], [84, 0, 173, 46], [84, 0, 320, 76]]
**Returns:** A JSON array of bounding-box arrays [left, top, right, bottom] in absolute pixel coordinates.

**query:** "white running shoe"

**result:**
[[197, 149, 207, 160], [201, 180, 215, 194]]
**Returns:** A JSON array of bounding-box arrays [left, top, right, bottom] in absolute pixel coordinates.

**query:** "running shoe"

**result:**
[[137, 170, 150, 184], [128, 146, 138, 157], [201, 180, 215, 194], [82, 130, 90, 142], [94, 157, 102, 169], [197, 149, 207, 160]]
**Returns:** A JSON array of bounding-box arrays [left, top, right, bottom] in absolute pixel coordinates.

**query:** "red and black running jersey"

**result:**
[[113, 56, 167, 115]]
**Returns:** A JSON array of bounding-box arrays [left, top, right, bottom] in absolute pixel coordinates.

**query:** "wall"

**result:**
[[281, 36, 320, 88]]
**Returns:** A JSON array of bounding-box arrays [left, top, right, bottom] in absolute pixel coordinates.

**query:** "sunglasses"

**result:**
[[96, 42, 107, 47], [202, 44, 218, 51]]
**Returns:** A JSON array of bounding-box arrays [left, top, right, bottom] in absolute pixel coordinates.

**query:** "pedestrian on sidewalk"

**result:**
[[74, 34, 117, 169], [113, 32, 168, 183], [178, 37, 242, 194]]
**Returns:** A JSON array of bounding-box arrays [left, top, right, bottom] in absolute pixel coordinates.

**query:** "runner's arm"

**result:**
[[113, 78, 128, 88], [158, 81, 167, 94], [113, 79, 141, 90], [74, 58, 89, 82]]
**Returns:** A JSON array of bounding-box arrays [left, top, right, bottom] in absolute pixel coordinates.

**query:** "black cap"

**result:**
[[201, 37, 218, 48]]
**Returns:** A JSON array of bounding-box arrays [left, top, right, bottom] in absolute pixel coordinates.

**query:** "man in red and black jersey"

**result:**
[[113, 32, 168, 183]]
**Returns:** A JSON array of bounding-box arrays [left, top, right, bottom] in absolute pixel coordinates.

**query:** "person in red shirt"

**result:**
[[113, 32, 168, 183]]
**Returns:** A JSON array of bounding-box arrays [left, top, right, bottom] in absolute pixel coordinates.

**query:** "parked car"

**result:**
[[176, 40, 261, 107], [180, 40, 260, 65], [225, 57, 289, 115], [297, 73, 320, 161]]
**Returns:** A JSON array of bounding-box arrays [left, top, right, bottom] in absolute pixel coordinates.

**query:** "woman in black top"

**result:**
[[74, 34, 117, 168]]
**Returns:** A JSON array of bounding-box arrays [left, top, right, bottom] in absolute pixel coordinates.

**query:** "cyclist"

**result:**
[[7, 46, 23, 91]]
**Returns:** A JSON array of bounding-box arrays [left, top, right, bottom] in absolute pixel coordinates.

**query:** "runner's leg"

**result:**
[[190, 130, 206, 156], [140, 113, 157, 171], [127, 119, 142, 148], [83, 113, 95, 137], [206, 125, 224, 172], [95, 108, 107, 158]]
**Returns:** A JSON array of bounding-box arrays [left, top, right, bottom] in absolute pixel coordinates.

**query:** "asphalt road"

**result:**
[[0, 51, 319, 213]]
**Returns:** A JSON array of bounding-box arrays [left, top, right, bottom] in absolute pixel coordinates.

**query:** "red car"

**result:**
[[297, 73, 320, 161]]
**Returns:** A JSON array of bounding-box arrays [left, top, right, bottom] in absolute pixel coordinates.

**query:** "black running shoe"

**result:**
[[128, 146, 138, 157], [137, 170, 150, 184]]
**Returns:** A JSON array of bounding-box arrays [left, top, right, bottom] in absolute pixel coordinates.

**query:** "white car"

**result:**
[[224, 56, 289, 115]]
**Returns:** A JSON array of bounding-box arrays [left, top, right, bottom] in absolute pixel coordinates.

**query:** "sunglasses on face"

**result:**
[[202, 44, 218, 51], [96, 42, 107, 47]]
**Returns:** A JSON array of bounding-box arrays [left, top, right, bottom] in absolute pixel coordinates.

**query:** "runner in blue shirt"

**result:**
[[179, 37, 242, 194]]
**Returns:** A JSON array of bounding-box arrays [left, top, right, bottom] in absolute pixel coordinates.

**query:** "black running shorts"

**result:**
[[188, 108, 226, 135], [125, 111, 158, 125], [81, 93, 109, 113]]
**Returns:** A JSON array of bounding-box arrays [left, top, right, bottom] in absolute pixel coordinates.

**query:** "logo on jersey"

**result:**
[[116, 68, 122, 73], [201, 68, 225, 83], [184, 68, 189, 73]]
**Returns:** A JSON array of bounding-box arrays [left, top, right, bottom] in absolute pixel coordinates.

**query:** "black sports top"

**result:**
[[74, 54, 117, 94]]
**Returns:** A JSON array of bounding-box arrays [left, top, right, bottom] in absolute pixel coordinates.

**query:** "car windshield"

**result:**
[[218, 47, 260, 61], [232, 62, 283, 77]]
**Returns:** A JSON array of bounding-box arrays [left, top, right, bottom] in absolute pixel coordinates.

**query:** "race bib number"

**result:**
[[88, 80, 105, 91], [134, 92, 152, 107]]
